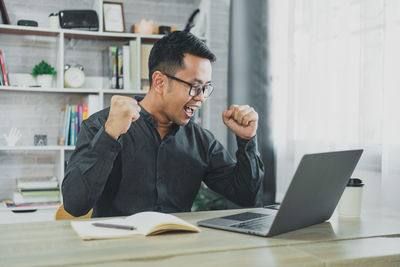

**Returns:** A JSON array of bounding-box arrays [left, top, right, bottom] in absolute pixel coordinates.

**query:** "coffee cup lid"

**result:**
[[347, 178, 364, 187]]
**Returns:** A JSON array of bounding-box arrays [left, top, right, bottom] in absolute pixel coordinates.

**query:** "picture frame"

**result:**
[[103, 1, 125, 33], [34, 134, 47, 146], [0, 0, 11, 24]]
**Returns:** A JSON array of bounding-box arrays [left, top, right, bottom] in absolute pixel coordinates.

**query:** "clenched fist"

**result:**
[[105, 95, 141, 140], [222, 104, 258, 139]]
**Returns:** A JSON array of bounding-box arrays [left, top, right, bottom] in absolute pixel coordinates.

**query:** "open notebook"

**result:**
[[71, 211, 200, 240]]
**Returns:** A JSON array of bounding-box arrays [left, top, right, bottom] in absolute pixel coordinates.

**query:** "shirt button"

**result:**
[[111, 146, 118, 152], [157, 175, 162, 180], [156, 206, 161, 211]]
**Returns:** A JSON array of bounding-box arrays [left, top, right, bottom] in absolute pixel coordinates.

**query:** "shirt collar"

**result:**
[[134, 96, 180, 135]]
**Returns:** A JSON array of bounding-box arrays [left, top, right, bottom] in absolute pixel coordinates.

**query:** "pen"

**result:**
[[92, 222, 136, 231]]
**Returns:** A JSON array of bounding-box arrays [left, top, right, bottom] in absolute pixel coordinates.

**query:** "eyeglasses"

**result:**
[[163, 73, 214, 98]]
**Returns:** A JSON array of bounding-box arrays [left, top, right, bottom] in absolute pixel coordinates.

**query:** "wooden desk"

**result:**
[[1, 207, 400, 266]]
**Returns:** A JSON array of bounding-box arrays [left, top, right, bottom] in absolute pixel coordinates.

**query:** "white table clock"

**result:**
[[64, 64, 85, 88]]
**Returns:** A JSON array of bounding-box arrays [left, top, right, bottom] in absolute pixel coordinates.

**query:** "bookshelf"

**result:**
[[0, 0, 211, 222]]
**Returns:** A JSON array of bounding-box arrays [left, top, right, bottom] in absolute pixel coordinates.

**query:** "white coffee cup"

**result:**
[[338, 178, 364, 217]]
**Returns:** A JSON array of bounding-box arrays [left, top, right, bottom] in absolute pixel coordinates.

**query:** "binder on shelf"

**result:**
[[57, 106, 68, 145], [140, 44, 153, 91], [129, 40, 138, 90], [122, 45, 130, 89], [87, 94, 100, 117]]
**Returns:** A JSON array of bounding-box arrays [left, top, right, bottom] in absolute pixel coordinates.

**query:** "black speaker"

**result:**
[[17, 20, 38, 27], [58, 10, 99, 31]]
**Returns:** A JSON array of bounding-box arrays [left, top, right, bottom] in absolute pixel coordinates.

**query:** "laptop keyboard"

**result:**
[[229, 216, 274, 232], [222, 212, 268, 221]]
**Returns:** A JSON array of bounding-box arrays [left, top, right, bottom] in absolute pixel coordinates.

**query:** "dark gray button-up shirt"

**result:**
[[62, 97, 264, 218]]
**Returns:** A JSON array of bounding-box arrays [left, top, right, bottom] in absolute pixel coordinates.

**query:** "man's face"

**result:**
[[161, 53, 212, 126]]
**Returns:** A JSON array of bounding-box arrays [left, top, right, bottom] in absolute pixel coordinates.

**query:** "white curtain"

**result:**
[[269, 0, 400, 210]]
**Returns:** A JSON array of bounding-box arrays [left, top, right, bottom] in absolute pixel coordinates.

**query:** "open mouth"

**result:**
[[184, 105, 199, 118]]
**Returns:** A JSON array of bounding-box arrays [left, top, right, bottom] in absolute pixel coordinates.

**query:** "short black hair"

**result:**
[[148, 31, 216, 87]]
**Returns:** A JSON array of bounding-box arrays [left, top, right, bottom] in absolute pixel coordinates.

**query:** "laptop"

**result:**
[[197, 149, 363, 237]]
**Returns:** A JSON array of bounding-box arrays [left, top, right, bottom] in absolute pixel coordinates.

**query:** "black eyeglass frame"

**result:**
[[163, 73, 214, 98]]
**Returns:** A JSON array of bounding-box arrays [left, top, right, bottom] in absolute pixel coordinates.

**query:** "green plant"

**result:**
[[191, 184, 227, 211], [31, 60, 57, 77]]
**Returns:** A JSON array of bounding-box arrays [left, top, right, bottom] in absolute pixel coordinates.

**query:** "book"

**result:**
[[70, 211, 200, 241], [0, 48, 9, 86], [19, 189, 59, 196], [65, 105, 71, 145], [107, 46, 117, 89], [0, 57, 4, 85], [74, 104, 79, 143], [12, 192, 60, 204], [78, 104, 83, 133], [69, 104, 78, 146], [140, 44, 153, 90], [57, 106, 68, 145], [82, 104, 88, 120], [16, 176, 59, 190], [3, 199, 60, 209], [87, 94, 100, 118], [122, 45, 130, 89], [1, 49, 10, 85], [117, 46, 123, 89], [129, 40, 138, 90]]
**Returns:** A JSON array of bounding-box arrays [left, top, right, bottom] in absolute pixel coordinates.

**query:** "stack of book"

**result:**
[[57, 104, 88, 146], [105, 40, 152, 90], [0, 48, 10, 86], [7, 176, 60, 208], [107, 44, 134, 90]]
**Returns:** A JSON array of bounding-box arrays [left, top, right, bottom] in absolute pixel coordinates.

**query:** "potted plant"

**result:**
[[31, 60, 57, 88], [191, 183, 227, 211]]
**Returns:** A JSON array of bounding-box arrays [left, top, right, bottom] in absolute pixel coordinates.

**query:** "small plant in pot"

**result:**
[[31, 60, 57, 88]]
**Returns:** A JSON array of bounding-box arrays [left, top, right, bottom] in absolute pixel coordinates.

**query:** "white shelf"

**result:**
[[63, 29, 137, 38], [0, 146, 75, 151], [0, 203, 60, 212], [0, 24, 59, 36], [0, 86, 147, 95], [0, 205, 59, 224], [0, 86, 100, 93], [102, 89, 146, 94], [0, 24, 208, 41]]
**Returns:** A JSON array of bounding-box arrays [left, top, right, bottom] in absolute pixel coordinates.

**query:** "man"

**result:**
[[62, 31, 264, 217]]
